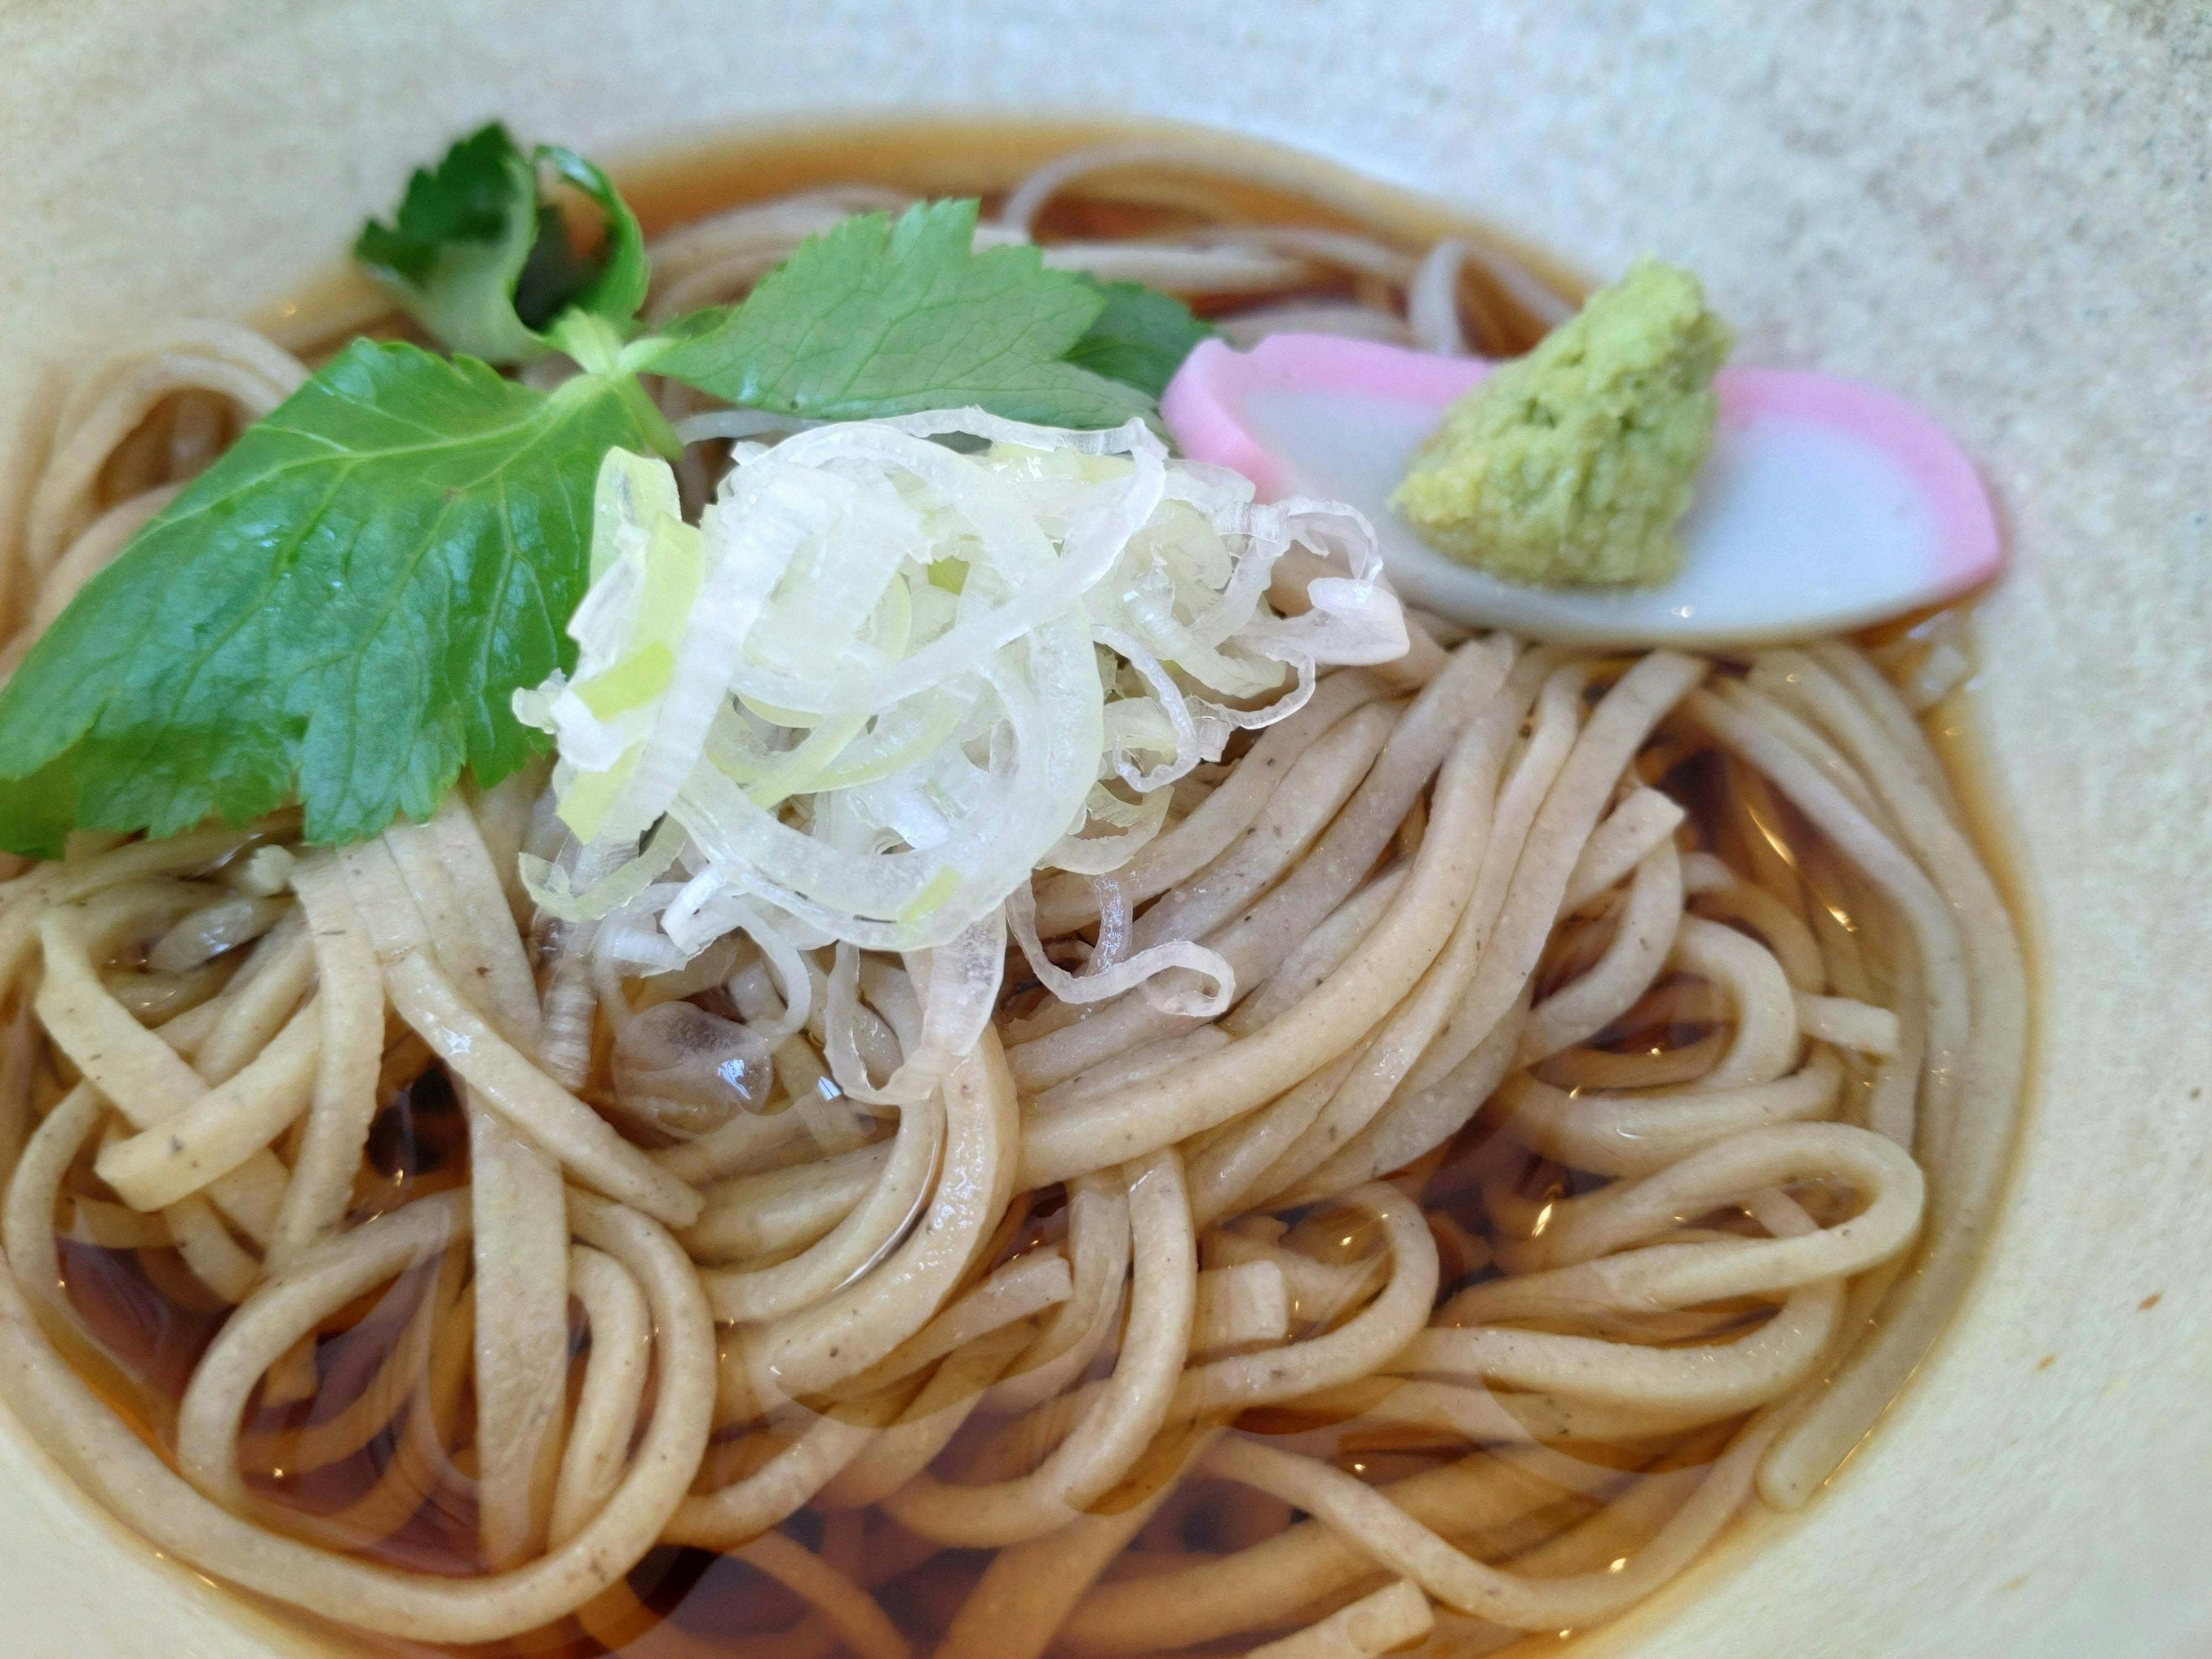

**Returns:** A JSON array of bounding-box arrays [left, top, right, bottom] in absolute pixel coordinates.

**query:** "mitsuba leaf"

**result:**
[[646, 199, 1154, 427], [354, 124, 541, 363], [0, 754, 79, 864], [1066, 278, 1217, 399], [528, 145, 650, 330], [0, 341, 665, 853], [354, 124, 647, 363]]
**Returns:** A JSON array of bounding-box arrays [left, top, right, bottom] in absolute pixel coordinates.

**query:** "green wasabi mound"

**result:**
[[1391, 258, 1731, 587]]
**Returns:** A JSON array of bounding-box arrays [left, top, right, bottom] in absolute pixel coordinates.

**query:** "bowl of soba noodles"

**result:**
[[1, 4, 2204, 1658]]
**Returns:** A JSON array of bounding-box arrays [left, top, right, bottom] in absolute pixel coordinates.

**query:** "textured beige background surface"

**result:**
[[0, 2, 2206, 1656]]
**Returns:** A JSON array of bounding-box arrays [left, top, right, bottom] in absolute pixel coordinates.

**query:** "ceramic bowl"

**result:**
[[1, 3, 2205, 1656]]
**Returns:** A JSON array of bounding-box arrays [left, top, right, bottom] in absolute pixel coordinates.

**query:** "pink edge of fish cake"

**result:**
[[1713, 367, 2002, 593]]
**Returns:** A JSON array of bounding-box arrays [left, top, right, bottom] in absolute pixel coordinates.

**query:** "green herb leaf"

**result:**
[[354, 123, 542, 363], [0, 340, 667, 854], [354, 124, 647, 364], [1066, 279, 1217, 399], [647, 199, 1154, 427], [529, 146, 649, 330], [353, 125, 524, 289], [0, 754, 79, 864]]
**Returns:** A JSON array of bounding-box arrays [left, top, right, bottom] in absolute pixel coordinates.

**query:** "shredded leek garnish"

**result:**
[[517, 410, 1407, 1099]]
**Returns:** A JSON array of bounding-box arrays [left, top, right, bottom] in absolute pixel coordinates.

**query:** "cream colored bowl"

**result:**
[[2, 3, 2206, 1656]]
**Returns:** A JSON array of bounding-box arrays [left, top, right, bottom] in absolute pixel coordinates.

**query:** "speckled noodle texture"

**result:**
[[0, 4, 2205, 1658]]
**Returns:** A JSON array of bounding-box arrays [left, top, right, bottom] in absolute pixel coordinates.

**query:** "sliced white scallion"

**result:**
[[517, 410, 1406, 1100]]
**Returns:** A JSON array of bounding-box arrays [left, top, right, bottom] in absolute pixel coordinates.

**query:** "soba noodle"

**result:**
[[0, 138, 2024, 1659]]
